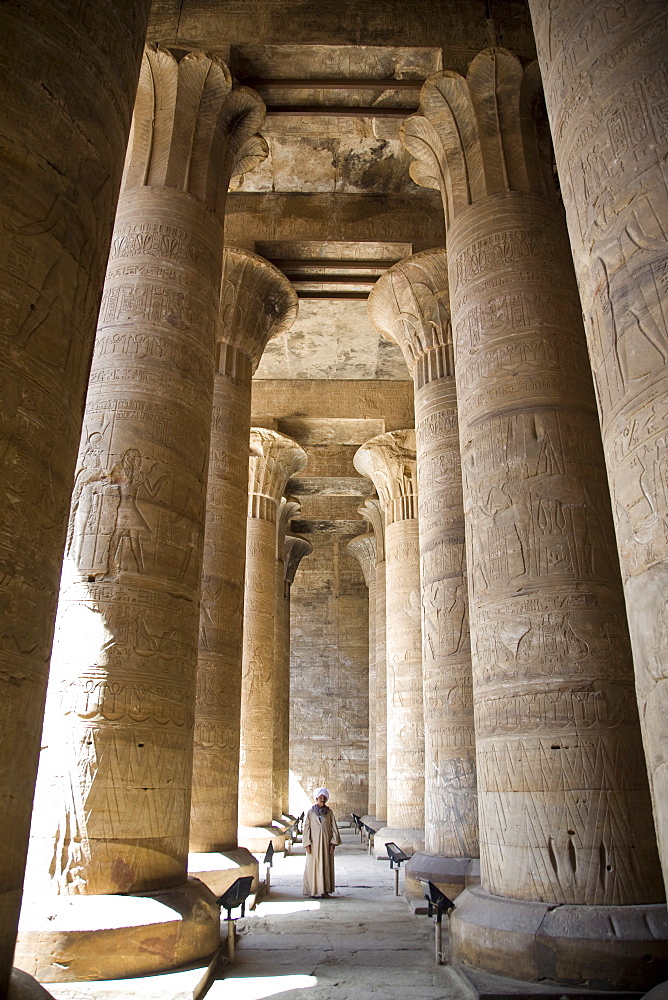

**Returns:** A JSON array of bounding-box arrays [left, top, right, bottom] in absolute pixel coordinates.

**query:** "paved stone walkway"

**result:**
[[206, 825, 469, 1000]]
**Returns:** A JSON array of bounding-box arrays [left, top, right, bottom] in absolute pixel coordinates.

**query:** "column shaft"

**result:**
[[191, 249, 296, 852], [450, 191, 660, 905], [529, 0, 668, 893], [415, 373, 477, 858], [0, 2, 149, 983], [239, 430, 307, 833], [367, 572, 377, 817], [240, 513, 278, 829], [190, 346, 251, 851], [375, 558, 388, 822], [385, 517, 424, 830], [47, 186, 222, 893]]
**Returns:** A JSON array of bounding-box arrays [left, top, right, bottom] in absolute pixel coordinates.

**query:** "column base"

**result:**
[[372, 826, 424, 858], [188, 847, 259, 897], [404, 852, 480, 902], [450, 886, 668, 992], [361, 816, 385, 832], [14, 878, 220, 983], [237, 823, 288, 854], [8, 969, 55, 998]]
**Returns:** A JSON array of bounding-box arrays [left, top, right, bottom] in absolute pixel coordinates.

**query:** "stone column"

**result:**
[[347, 534, 378, 818], [238, 429, 307, 848], [354, 433, 424, 854], [188, 249, 297, 897], [282, 536, 313, 816], [273, 499, 301, 822], [369, 250, 478, 900], [528, 0, 668, 899], [403, 48, 667, 989], [18, 47, 266, 984], [0, 4, 150, 990], [361, 499, 387, 824]]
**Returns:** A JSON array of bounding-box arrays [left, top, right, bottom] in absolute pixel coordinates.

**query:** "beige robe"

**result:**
[[302, 805, 341, 896]]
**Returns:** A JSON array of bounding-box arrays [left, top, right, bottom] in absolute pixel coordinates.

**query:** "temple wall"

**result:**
[[289, 533, 369, 819]]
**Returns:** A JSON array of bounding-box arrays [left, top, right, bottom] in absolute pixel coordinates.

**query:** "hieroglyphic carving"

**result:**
[[369, 249, 477, 858], [0, 2, 151, 977], [239, 430, 307, 829], [33, 45, 267, 897], [191, 251, 297, 852], [360, 499, 387, 819], [272, 499, 301, 819], [404, 47, 662, 906], [347, 534, 377, 815], [529, 0, 668, 889], [354, 432, 423, 831]]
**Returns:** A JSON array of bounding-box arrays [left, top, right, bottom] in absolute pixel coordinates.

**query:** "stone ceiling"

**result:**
[[149, 0, 537, 537]]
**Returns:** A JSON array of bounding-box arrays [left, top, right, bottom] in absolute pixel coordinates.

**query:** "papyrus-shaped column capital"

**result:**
[[368, 249, 452, 388], [353, 430, 417, 525], [284, 536, 313, 586], [401, 49, 555, 227], [248, 429, 308, 521], [360, 498, 386, 563], [123, 44, 266, 218], [219, 248, 298, 370], [347, 535, 377, 587]]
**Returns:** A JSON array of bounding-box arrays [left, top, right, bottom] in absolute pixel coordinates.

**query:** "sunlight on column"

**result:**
[[209, 974, 318, 998]]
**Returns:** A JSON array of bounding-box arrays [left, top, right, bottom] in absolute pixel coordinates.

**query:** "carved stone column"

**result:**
[[528, 0, 668, 900], [369, 250, 478, 900], [403, 48, 667, 989], [188, 249, 296, 897], [281, 536, 313, 815], [18, 47, 265, 984], [347, 534, 378, 818], [354, 432, 424, 854], [273, 499, 301, 821], [0, 4, 150, 990], [361, 499, 387, 823], [238, 429, 307, 847]]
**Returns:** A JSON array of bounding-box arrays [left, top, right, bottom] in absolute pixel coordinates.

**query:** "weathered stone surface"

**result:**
[[0, 3, 150, 989], [361, 498, 388, 823], [354, 431, 424, 835], [452, 886, 668, 991], [405, 45, 666, 988], [404, 852, 479, 902], [191, 249, 297, 853], [289, 533, 370, 819], [15, 880, 219, 984], [347, 534, 377, 815], [369, 248, 478, 862], [239, 429, 307, 830], [28, 45, 264, 899], [278, 536, 313, 815], [528, 0, 668, 900]]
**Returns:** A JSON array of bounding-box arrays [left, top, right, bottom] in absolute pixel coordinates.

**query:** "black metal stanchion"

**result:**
[[420, 880, 455, 964], [217, 876, 254, 963], [263, 841, 275, 895], [385, 842, 410, 896]]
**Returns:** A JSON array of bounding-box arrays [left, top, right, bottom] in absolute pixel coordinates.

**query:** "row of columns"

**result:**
[[2, 3, 668, 994], [345, 35, 668, 990], [10, 43, 314, 985]]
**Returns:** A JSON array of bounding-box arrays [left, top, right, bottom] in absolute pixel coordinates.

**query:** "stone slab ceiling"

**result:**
[[147, 1, 536, 534]]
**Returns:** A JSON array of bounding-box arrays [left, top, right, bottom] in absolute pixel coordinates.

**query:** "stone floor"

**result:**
[[206, 825, 469, 1000]]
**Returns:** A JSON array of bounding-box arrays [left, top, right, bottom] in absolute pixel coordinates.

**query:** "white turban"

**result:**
[[315, 787, 329, 800]]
